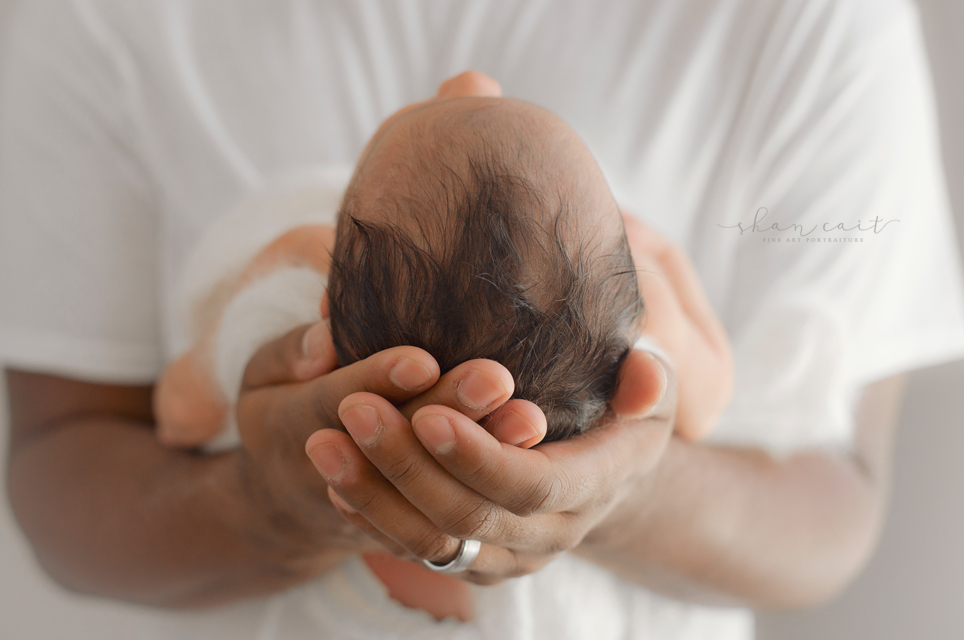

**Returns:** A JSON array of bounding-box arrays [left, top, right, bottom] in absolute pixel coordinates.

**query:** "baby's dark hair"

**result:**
[[327, 159, 643, 442]]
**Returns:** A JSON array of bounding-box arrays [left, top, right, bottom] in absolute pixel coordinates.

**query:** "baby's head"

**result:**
[[327, 96, 643, 442]]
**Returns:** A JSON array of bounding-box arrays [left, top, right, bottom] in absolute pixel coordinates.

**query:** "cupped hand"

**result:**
[[232, 319, 541, 561], [307, 348, 675, 585]]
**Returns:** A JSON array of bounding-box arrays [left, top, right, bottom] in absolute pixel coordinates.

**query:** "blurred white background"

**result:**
[[1, 1, 961, 638]]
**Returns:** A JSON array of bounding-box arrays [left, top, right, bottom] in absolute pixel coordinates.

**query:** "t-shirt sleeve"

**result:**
[[705, 1, 964, 455], [0, 0, 162, 384]]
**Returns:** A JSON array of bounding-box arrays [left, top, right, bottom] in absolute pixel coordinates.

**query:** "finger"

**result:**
[[238, 345, 441, 446], [310, 415, 563, 581], [304, 346, 442, 420], [306, 427, 466, 565], [649, 231, 720, 330], [396, 359, 514, 423], [241, 321, 338, 390], [609, 349, 673, 419], [328, 488, 414, 559], [336, 481, 527, 584], [334, 393, 540, 548], [651, 243, 732, 367], [482, 399, 547, 448], [455, 543, 562, 586], [325, 450, 539, 583], [623, 214, 728, 352], [412, 404, 673, 517]]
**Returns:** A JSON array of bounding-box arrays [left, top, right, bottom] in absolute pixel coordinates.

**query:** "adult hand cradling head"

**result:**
[[281, 71, 680, 584]]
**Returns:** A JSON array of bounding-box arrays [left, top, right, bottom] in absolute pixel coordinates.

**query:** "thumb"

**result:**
[[610, 349, 676, 420], [241, 321, 339, 391]]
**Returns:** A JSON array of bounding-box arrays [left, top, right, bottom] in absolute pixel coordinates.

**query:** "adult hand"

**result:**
[[307, 347, 674, 585], [233, 319, 541, 561], [621, 213, 733, 440], [194, 70, 533, 567]]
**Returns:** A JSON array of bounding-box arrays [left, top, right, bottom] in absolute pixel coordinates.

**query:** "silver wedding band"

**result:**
[[422, 539, 481, 574]]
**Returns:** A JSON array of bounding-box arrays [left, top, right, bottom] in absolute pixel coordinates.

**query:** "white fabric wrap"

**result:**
[[173, 168, 347, 452], [204, 268, 327, 453], [171, 167, 348, 355]]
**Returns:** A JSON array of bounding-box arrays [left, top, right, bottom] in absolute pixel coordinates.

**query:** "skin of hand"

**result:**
[[622, 213, 734, 441], [5, 267, 899, 614], [309, 320, 904, 607], [297, 75, 689, 584], [301, 74, 900, 603], [233, 321, 551, 564], [4, 322, 543, 607], [303, 201, 685, 585], [151, 72, 514, 451], [310, 363, 672, 585], [5, 71, 904, 610]]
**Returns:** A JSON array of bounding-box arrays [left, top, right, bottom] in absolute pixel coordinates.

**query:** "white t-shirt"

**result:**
[[2, 0, 963, 638]]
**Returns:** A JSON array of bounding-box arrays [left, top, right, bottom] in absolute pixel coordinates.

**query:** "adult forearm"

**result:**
[[577, 437, 884, 609], [7, 416, 351, 609]]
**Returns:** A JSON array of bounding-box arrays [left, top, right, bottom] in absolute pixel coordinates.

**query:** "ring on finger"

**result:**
[[422, 539, 481, 574]]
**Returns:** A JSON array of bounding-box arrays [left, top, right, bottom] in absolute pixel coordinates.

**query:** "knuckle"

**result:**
[[333, 484, 382, 521], [382, 454, 424, 487], [408, 528, 452, 561], [440, 499, 501, 540], [461, 455, 506, 493]]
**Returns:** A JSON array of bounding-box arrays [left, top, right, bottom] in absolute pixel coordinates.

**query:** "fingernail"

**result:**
[[389, 357, 433, 391], [341, 405, 382, 446], [457, 370, 506, 409], [500, 411, 540, 447], [295, 322, 335, 379], [302, 322, 329, 360], [413, 414, 456, 455], [308, 444, 346, 483]]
